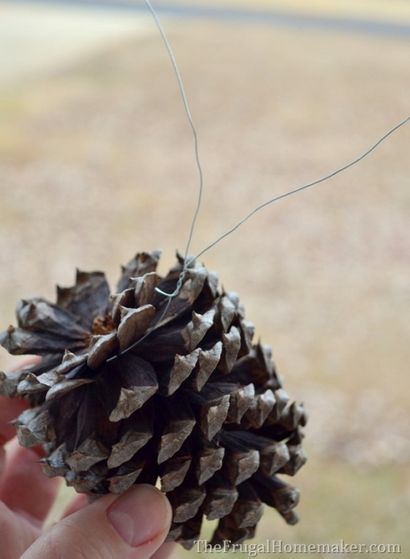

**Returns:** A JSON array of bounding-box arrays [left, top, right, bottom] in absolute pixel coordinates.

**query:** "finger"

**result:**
[[151, 542, 177, 559], [0, 502, 40, 559], [22, 484, 172, 559], [0, 439, 60, 523], [0, 396, 27, 445], [62, 505, 178, 559], [60, 494, 176, 559]]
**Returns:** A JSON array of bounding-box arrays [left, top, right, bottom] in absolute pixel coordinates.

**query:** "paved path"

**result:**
[[6, 0, 410, 39], [1, 0, 408, 85]]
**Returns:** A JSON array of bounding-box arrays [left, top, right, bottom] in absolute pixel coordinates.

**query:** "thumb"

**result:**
[[22, 485, 173, 559]]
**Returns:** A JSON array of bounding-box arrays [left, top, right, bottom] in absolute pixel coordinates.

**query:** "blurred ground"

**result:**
[[0, 0, 410, 555]]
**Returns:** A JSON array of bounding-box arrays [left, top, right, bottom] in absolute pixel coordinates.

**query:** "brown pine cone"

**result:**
[[0, 251, 307, 548]]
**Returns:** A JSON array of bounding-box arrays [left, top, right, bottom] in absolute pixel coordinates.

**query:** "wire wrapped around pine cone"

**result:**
[[0, 251, 307, 548]]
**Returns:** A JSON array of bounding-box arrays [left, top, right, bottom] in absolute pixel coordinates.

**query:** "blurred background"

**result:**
[[0, 0, 409, 555]]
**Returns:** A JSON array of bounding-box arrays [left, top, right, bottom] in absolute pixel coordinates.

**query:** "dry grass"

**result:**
[[0, 14, 409, 554]]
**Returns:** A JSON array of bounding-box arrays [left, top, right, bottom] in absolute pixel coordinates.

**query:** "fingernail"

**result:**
[[107, 484, 171, 548]]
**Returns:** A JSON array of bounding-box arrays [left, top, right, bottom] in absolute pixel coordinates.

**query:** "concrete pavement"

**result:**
[[6, 0, 410, 38]]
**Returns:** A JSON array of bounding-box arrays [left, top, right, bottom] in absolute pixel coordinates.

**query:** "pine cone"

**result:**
[[0, 251, 307, 548]]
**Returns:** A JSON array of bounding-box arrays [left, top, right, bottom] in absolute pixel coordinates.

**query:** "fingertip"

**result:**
[[107, 484, 172, 548], [21, 484, 173, 559]]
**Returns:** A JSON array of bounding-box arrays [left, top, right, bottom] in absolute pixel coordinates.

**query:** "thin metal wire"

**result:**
[[118, 112, 409, 362], [144, 0, 204, 298], [109, 0, 204, 358], [193, 114, 410, 261], [113, 2, 409, 359]]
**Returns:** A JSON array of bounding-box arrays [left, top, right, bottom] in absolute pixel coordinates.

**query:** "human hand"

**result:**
[[0, 361, 173, 559]]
